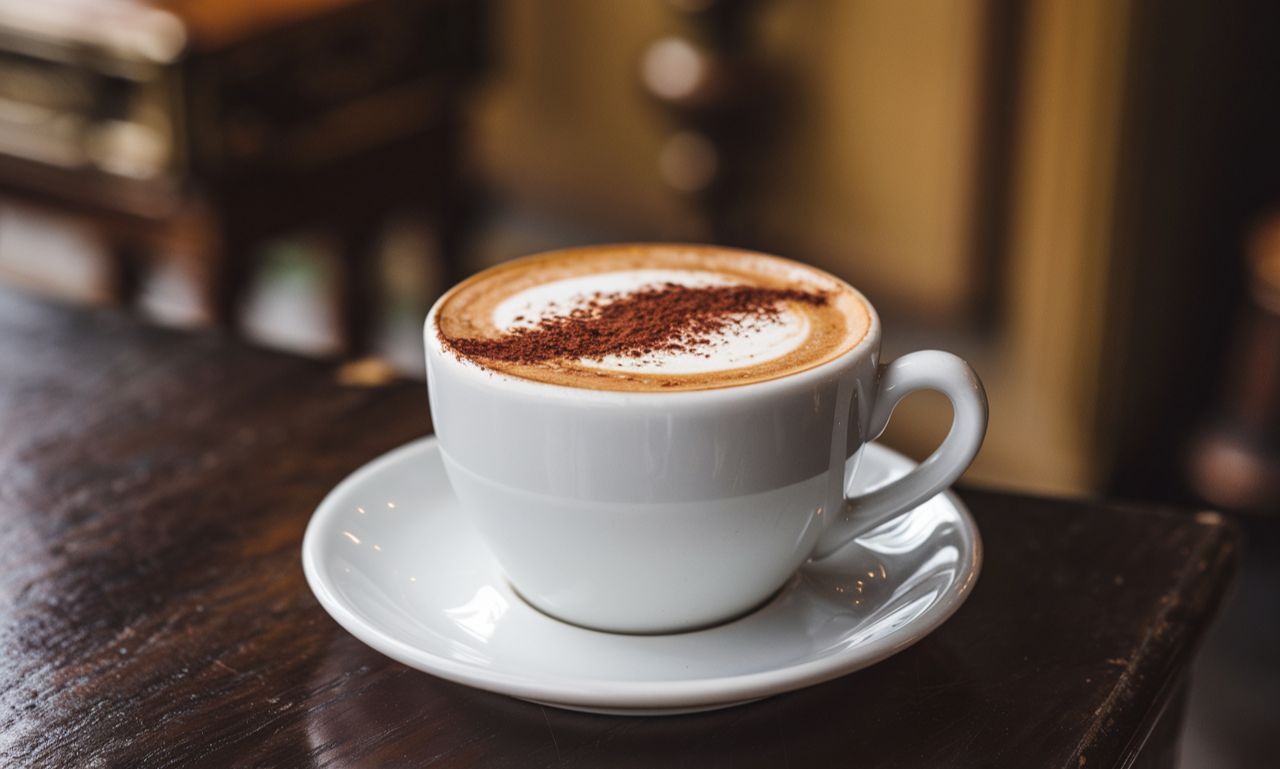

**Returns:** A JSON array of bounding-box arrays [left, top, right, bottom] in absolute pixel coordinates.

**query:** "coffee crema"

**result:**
[[433, 244, 871, 391]]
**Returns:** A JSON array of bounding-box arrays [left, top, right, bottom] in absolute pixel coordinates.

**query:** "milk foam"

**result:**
[[490, 269, 812, 374]]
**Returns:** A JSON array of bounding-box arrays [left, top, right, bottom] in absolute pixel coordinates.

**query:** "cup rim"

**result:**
[[423, 244, 883, 403]]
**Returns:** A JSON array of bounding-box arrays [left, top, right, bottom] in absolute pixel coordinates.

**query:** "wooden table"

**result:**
[[0, 287, 1236, 768]]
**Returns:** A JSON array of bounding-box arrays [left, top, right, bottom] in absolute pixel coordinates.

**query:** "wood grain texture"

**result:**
[[0, 287, 1236, 768]]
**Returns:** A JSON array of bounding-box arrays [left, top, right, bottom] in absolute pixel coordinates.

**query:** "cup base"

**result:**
[[505, 577, 793, 636]]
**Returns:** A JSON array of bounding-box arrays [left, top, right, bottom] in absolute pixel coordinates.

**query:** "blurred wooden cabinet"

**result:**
[[0, 0, 485, 351]]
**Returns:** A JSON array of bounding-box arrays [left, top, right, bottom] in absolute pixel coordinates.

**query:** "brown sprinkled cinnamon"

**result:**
[[439, 283, 828, 365]]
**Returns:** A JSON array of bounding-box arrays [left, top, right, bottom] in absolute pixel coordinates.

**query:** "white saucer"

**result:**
[[301, 437, 981, 715]]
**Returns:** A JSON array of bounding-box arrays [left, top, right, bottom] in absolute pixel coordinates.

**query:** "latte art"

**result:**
[[432, 245, 871, 391]]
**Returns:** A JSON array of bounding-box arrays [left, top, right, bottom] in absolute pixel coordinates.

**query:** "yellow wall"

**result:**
[[474, 0, 1135, 495]]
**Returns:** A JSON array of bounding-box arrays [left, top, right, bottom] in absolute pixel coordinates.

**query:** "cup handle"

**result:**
[[812, 350, 988, 559]]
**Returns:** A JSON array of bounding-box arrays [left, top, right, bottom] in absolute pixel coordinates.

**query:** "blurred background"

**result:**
[[0, 1, 1276, 765]]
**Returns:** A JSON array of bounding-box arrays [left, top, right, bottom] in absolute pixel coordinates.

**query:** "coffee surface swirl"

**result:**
[[432, 245, 871, 391]]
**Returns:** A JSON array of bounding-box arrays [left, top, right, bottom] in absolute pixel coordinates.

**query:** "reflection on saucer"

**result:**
[[445, 585, 510, 643]]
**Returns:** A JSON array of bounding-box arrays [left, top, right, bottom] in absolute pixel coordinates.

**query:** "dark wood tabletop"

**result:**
[[0, 286, 1236, 769]]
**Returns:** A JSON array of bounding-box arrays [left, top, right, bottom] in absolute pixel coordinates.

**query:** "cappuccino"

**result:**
[[433, 244, 870, 391]]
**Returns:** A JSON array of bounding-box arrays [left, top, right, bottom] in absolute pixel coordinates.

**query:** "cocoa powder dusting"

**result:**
[[441, 283, 828, 365]]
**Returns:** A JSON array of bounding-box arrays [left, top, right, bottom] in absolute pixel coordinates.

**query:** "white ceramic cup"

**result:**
[[424, 256, 987, 634]]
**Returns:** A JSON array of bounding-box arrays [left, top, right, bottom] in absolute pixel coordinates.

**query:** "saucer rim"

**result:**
[[301, 437, 982, 711]]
